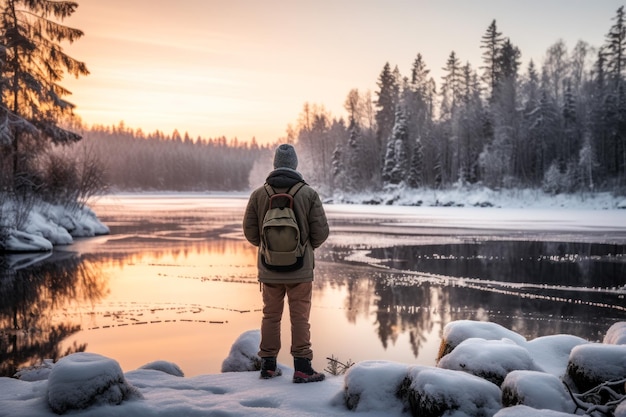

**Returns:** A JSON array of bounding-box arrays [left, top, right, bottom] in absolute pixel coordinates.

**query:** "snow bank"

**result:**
[[333, 185, 626, 210], [0, 201, 109, 252], [2, 320, 625, 416]]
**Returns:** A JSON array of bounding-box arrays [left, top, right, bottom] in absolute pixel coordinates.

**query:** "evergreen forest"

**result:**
[[69, 7, 626, 196]]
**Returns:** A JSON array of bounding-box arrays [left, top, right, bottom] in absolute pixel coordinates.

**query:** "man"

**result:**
[[243, 143, 329, 383]]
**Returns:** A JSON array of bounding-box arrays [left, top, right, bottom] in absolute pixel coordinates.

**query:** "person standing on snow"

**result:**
[[243, 143, 329, 383]]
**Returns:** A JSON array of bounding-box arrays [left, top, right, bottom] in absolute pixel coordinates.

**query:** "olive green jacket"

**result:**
[[243, 171, 329, 284]]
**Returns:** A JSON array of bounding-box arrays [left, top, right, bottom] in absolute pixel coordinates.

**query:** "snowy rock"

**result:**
[[342, 360, 409, 412], [501, 370, 573, 412], [221, 329, 261, 372], [437, 320, 527, 360], [438, 338, 540, 386], [47, 352, 142, 414], [403, 366, 502, 417], [493, 404, 577, 417], [604, 321, 626, 345], [139, 360, 184, 377], [566, 343, 626, 394], [526, 334, 588, 377]]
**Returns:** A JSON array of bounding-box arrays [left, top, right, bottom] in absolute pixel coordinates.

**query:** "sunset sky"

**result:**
[[62, 0, 624, 144]]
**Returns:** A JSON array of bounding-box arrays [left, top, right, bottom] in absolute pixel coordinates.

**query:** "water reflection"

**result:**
[[0, 252, 106, 376], [1, 196, 625, 377]]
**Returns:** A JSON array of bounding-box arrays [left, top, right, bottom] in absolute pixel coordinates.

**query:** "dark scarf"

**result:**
[[266, 168, 305, 189]]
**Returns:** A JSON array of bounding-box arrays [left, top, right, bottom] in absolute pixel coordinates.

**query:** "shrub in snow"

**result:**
[[402, 366, 502, 417], [565, 343, 626, 394], [501, 370, 573, 412], [604, 321, 626, 345], [138, 360, 184, 377], [220, 329, 261, 372], [46, 352, 142, 414], [437, 320, 527, 360], [342, 360, 410, 412], [438, 338, 540, 386]]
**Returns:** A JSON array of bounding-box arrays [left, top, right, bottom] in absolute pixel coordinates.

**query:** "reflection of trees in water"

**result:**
[[322, 240, 626, 360], [374, 277, 437, 356], [93, 238, 257, 271], [316, 259, 442, 359], [0, 253, 108, 377]]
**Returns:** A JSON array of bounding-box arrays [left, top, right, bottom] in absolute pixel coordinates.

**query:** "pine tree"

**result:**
[[387, 106, 409, 185], [345, 119, 362, 191], [440, 51, 462, 119], [375, 62, 399, 149], [605, 6, 626, 90], [604, 6, 626, 185], [407, 136, 423, 188], [480, 20, 504, 101], [0, 0, 89, 188], [518, 60, 541, 185]]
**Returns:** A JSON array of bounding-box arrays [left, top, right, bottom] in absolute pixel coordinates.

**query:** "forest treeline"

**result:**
[[71, 6, 626, 196], [72, 123, 265, 191], [291, 7, 626, 196]]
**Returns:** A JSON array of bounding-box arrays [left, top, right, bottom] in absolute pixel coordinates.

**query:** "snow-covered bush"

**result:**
[[404, 366, 502, 417], [437, 319, 527, 360], [501, 370, 573, 412], [220, 329, 261, 372], [438, 338, 541, 386], [342, 360, 409, 412], [46, 352, 142, 414], [565, 343, 626, 394]]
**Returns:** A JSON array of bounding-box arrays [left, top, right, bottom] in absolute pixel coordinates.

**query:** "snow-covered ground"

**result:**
[[1, 322, 625, 417], [332, 185, 626, 210]]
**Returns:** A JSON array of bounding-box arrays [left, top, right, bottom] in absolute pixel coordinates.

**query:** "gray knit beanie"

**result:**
[[273, 144, 298, 170]]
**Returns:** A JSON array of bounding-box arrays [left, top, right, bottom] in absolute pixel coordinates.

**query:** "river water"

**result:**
[[1, 193, 625, 377]]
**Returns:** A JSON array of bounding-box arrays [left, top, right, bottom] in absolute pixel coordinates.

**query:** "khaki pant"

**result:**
[[259, 282, 313, 360]]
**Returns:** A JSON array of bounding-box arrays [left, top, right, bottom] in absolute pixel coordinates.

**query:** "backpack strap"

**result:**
[[287, 181, 306, 197], [264, 183, 275, 197]]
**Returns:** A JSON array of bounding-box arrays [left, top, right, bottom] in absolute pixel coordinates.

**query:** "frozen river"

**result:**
[[1, 193, 625, 377]]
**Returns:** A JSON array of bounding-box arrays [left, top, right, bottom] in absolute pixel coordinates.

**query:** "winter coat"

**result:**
[[243, 168, 329, 284]]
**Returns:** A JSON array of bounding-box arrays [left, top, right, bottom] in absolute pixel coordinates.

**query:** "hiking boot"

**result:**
[[260, 357, 282, 379], [293, 357, 325, 383]]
